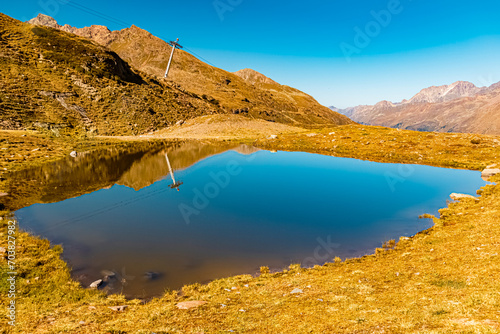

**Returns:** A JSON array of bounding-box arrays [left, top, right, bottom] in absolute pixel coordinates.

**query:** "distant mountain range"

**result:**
[[27, 14, 351, 128], [331, 81, 500, 135]]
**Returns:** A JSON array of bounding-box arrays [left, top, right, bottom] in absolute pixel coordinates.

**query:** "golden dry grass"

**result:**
[[1, 124, 500, 333], [150, 114, 306, 140], [255, 124, 500, 171]]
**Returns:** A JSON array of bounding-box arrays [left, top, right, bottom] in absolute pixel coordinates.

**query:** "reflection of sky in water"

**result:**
[[16, 149, 486, 298]]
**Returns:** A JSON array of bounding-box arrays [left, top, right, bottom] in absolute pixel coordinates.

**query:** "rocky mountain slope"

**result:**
[[332, 81, 500, 134], [0, 13, 226, 136], [27, 14, 352, 127], [407, 81, 482, 104]]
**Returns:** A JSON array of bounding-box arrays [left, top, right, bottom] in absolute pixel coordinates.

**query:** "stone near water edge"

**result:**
[[70, 151, 78, 158], [101, 270, 116, 281], [101, 270, 116, 278], [176, 301, 207, 310], [482, 167, 500, 180], [450, 193, 479, 201], [89, 279, 103, 289], [108, 305, 128, 312], [290, 288, 303, 294], [144, 271, 160, 280]]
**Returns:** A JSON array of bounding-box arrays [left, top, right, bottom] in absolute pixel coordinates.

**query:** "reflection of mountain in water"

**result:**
[[5, 141, 257, 211], [117, 141, 244, 191]]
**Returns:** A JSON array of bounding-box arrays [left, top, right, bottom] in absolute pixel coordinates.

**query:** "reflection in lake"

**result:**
[[4, 141, 242, 210], [13, 143, 487, 298], [165, 153, 183, 191]]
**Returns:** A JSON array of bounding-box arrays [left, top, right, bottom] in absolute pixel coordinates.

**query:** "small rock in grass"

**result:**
[[0, 192, 8, 197], [70, 151, 77, 158], [176, 301, 207, 310], [108, 305, 128, 312], [268, 135, 278, 139], [89, 279, 103, 289], [290, 288, 303, 294]]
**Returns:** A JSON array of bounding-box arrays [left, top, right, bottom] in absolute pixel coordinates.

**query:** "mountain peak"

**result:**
[[407, 81, 479, 104], [27, 13, 60, 28], [234, 68, 278, 85]]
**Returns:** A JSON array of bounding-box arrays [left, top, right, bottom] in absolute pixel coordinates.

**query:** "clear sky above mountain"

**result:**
[[3, 0, 500, 108]]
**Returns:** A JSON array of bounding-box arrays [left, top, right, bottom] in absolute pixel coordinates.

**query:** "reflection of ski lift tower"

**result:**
[[165, 153, 183, 191]]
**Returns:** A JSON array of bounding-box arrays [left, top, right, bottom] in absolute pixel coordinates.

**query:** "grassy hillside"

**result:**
[[0, 14, 224, 136], [27, 14, 353, 127]]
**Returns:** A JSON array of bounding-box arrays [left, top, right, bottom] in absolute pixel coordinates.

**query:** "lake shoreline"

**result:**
[[1, 125, 500, 333]]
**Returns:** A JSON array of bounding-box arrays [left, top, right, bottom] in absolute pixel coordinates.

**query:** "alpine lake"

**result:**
[[9, 141, 487, 298]]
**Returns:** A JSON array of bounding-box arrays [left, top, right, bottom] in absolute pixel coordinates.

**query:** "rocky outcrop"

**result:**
[[28, 14, 115, 45]]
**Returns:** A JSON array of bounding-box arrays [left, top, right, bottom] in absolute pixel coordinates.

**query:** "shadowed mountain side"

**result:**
[[27, 14, 352, 127]]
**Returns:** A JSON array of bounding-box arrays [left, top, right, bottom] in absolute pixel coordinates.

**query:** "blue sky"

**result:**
[[3, 0, 500, 107]]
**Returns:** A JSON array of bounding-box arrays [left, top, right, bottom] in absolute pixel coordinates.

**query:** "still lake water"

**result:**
[[14, 143, 486, 297]]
